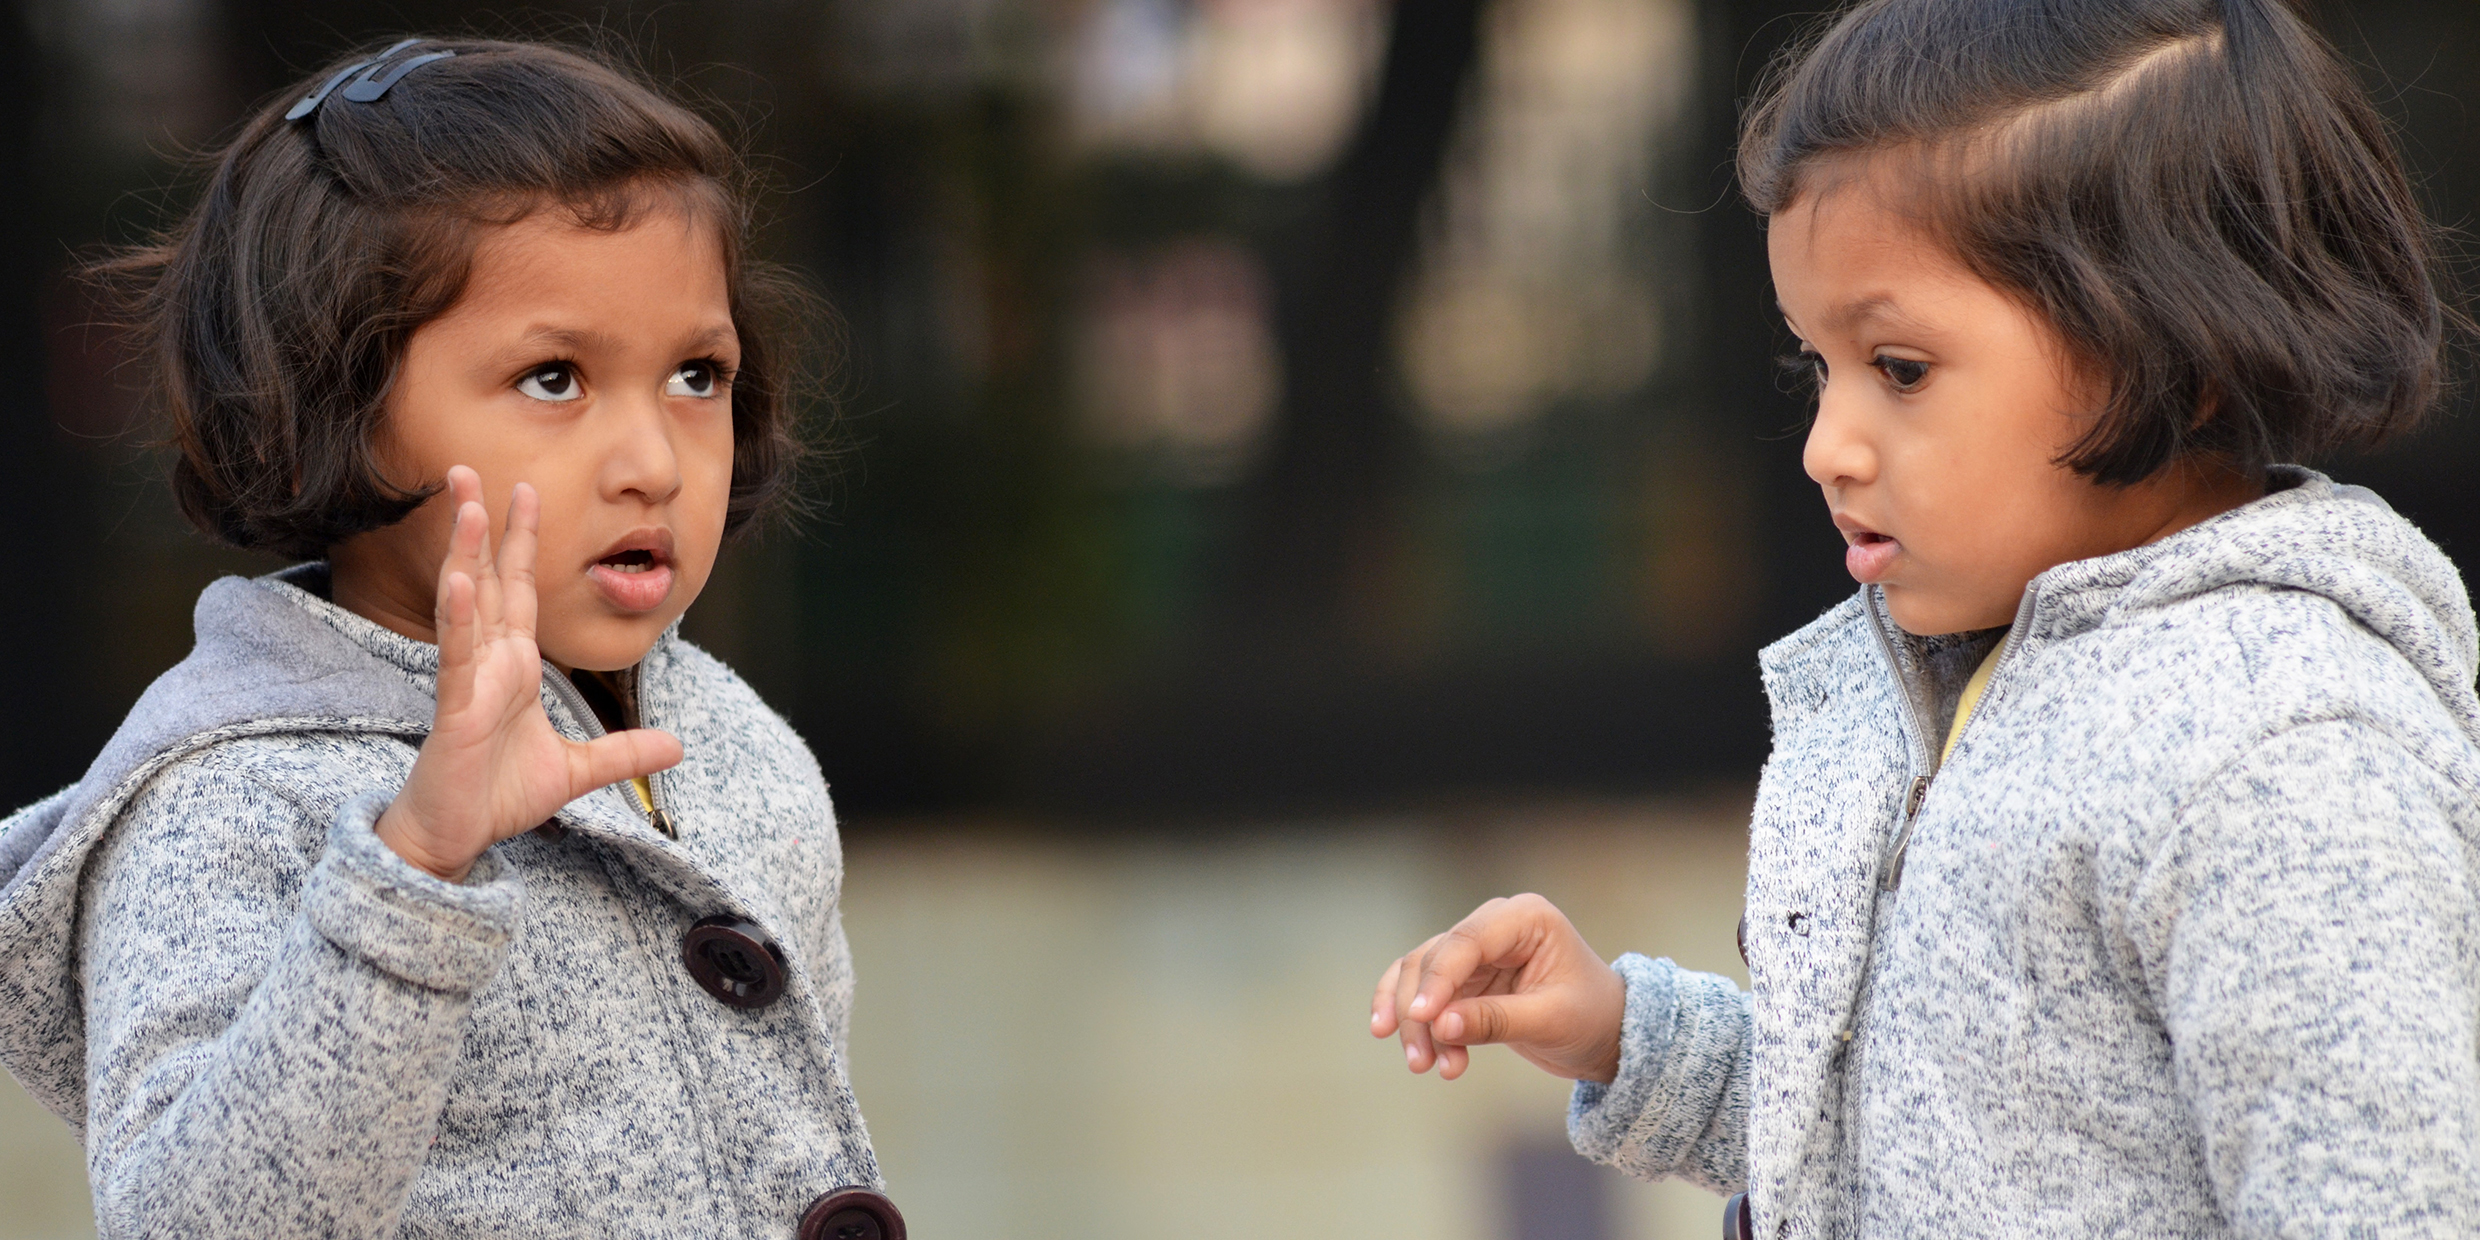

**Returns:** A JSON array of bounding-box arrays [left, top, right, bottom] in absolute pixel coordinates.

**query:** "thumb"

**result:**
[[1433, 990, 1567, 1049], [568, 727, 685, 794]]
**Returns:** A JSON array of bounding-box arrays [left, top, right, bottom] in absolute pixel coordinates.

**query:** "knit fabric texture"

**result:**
[[0, 565, 879, 1238], [1569, 468, 2480, 1238]]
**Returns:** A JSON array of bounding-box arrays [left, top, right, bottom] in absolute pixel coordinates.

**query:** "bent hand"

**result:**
[[375, 466, 682, 882], [1369, 893, 1626, 1083]]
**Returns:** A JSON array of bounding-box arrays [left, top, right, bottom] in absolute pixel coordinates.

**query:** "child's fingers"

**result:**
[[1403, 930, 1492, 1024], [1394, 937, 1447, 1034], [566, 727, 685, 798], [499, 483, 541, 638], [1398, 1012, 1440, 1074], [1435, 1044, 1471, 1080], [437, 496, 490, 630], [1371, 956, 1407, 1036], [434, 571, 479, 716], [440, 467, 505, 629], [1405, 895, 1555, 1023], [1430, 990, 1563, 1049], [1375, 945, 1438, 1036]]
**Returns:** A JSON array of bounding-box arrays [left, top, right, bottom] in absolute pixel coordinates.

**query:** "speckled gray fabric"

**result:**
[[1569, 468, 2480, 1238], [0, 564, 880, 1238]]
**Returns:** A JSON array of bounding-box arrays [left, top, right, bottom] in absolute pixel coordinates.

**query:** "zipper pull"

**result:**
[[1881, 774, 1932, 893], [649, 808, 677, 840]]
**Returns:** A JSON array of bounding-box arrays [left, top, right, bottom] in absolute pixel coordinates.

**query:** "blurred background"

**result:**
[[2, 1, 2478, 1236]]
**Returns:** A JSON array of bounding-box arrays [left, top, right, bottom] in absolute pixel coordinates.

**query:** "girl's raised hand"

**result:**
[[1369, 893, 1627, 1083], [373, 466, 683, 882]]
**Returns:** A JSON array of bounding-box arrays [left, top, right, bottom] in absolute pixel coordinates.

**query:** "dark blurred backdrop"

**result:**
[[5, 0, 2476, 824]]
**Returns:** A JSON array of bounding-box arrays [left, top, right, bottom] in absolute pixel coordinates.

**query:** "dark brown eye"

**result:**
[[1875, 355, 1929, 391], [666, 361, 721, 398], [517, 363, 580, 402]]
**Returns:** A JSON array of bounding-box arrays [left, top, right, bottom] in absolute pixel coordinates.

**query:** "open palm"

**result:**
[[374, 467, 681, 882]]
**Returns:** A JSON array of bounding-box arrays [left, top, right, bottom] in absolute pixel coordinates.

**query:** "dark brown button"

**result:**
[[1736, 913, 1748, 966], [800, 1188, 905, 1240], [1723, 1191, 1752, 1240], [682, 916, 787, 1009]]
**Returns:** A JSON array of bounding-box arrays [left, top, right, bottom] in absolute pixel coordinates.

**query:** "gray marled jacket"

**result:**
[[0, 565, 880, 1238], [1570, 468, 2480, 1238]]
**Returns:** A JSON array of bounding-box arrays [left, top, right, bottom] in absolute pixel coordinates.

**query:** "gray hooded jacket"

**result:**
[[1568, 468, 2480, 1238], [0, 565, 880, 1238]]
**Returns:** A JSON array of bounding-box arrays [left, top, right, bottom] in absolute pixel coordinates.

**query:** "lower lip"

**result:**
[[589, 562, 675, 612], [1845, 537, 1900, 583]]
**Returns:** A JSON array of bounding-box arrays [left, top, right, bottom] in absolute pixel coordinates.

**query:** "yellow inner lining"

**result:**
[[1941, 635, 2008, 767]]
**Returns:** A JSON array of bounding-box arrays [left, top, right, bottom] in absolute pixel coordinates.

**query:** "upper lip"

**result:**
[[591, 527, 676, 567], [1831, 513, 1892, 546]]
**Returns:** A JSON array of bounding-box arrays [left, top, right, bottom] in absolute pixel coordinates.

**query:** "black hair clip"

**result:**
[[284, 38, 456, 121]]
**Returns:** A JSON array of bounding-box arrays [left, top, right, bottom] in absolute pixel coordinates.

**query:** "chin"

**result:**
[[1882, 586, 2012, 638], [543, 619, 670, 675], [1881, 587, 1960, 637]]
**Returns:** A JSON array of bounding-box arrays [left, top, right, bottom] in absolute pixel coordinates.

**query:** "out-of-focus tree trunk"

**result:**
[[1214, 0, 1491, 661]]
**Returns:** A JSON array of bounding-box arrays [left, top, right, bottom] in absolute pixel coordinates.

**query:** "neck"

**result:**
[[328, 541, 440, 647], [2131, 457, 2266, 550]]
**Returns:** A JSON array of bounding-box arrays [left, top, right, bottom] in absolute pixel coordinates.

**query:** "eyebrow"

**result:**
[[503, 323, 741, 357], [1775, 296, 1940, 344]]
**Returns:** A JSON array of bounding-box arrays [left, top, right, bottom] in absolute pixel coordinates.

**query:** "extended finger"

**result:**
[[433, 496, 487, 628], [434, 571, 479, 717], [567, 727, 685, 797], [500, 483, 541, 638]]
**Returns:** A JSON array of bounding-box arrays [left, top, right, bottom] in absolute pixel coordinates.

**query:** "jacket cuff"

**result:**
[[1568, 952, 1679, 1162], [301, 791, 523, 993]]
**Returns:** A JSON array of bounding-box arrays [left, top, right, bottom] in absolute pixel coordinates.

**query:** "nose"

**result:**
[[601, 390, 685, 507], [1801, 381, 1875, 492]]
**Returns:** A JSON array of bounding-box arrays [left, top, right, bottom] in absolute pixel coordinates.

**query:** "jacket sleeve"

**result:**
[[77, 753, 524, 1240], [1566, 953, 1753, 1193], [2131, 719, 2480, 1236]]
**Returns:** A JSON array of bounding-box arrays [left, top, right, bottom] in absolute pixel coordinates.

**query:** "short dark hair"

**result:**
[[1740, 0, 2453, 485], [101, 37, 818, 559]]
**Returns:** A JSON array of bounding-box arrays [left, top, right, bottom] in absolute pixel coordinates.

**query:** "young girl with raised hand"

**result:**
[[0, 39, 903, 1240], [1373, 0, 2480, 1235]]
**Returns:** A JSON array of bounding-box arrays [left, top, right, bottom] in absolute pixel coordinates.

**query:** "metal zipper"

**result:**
[[539, 663, 677, 839], [1866, 587, 2038, 892], [630, 668, 678, 839], [1864, 597, 1937, 893]]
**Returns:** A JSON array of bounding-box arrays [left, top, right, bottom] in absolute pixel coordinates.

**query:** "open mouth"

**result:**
[[598, 547, 665, 573], [1841, 526, 1900, 584], [588, 529, 678, 612]]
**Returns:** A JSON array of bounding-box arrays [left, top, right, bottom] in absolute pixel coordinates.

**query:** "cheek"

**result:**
[[683, 409, 738, 531]]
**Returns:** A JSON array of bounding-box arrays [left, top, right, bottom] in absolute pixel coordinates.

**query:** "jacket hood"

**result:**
[[2032, 465, 2480, 748], [0, 565, 438, 1122]]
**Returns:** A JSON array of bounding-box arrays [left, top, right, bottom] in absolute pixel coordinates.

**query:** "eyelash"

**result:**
[[675, 357, 737, 393], [1874, 355, 1930, 391], [1777, 349, 1827, 394], [512, 356, 738, 401], [1773, 349, 1930, 395]]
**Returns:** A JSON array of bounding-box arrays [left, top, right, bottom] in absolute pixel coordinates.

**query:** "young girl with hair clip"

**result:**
[[1373, 0, 2480, 1235], [0, 38, 903, 1240]]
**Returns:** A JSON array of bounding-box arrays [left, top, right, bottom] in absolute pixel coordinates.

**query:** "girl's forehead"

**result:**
[[436, 212, 736, 351]]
